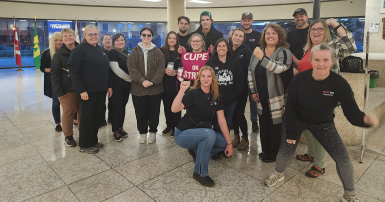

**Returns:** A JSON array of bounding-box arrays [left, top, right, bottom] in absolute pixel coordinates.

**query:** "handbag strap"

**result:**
[[187, 93, 216, 127]]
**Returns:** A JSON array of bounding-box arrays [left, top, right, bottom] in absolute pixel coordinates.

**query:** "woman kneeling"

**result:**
[[172, 66, 233, 187]]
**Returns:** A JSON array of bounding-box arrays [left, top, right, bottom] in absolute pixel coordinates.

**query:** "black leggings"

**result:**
[[110, 85, 130, 132], [275, 119, 355, 192], [232, 89, 248, 137]]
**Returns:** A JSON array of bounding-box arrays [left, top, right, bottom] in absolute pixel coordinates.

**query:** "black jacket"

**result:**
[[160, 47, 180, 94], [40, 49, 53, 98], [193, 25, 223, 50], [51, 42, 79, 97], [231, 44, 252, 90], [206, 52, 244, 104]]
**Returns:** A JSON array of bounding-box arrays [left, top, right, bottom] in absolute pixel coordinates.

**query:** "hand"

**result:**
[[224, 144, 233, 157], [45, 68, 51, 73], [251, 93, 260, 103], [253, 47, 264, 60], [209, 45, 214, 54], [287, 139, 296, 144], [165, 68, 173, 76], [142, 80, 151, 88], [172, 70, 178, 76], [293, 68, 299, 75], [364, 114, 379, 127], [80, 92, 89, 100], [107, 88, 113, 98], [178, 46, 186, 54], [226, 31, 233, 40], [325, 18, 339, 27], [180, 81, 190, 92]]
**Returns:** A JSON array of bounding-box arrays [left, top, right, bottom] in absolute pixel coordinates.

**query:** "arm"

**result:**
[[109, 62, 131, 82], [127, 50, 146, 84], [171, 81, 191, 113], [50, 54, 66, 97], [40, 50, 49, 73], [68, 47, 86, 94], [292, 53, 300, 65], [284, 77, 300, 140], [150, 50, 166, 85], [247, 56, 258, 94], [216, 110, 233, 157], [255, 47, 292, 74], [327, 20, 357, 59]]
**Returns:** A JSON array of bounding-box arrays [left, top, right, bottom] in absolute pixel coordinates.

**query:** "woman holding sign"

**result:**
[[248, 23, 293, 163], [172, 66, 233, 187], [160, 31, 181, 137]]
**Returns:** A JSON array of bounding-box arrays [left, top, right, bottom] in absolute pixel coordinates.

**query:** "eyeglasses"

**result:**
[[87, 33, 99, 37], [192, 40, 201, 43], [141, 34, 152, 38], [310, 28, 324, 33], [179, 22, 189, 26]]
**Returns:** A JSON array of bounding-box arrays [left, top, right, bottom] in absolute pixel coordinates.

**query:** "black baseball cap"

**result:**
[[241, 12, 253, 20], [293, 8, 307, 17]]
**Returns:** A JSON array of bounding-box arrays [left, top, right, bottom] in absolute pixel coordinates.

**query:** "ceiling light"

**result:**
[[141, 0, 162, 2], [188, 0, 212, 4]]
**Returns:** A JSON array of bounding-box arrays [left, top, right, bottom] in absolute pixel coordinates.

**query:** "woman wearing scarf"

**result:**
[[248, 23, 293, 163]]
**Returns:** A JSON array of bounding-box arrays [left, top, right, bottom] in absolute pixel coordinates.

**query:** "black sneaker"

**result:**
[[55, 124, 62, 132], [170, 129, 175, 137], [119, 128, 128, 138], [162, 127, 172, 135], [94, 142, 104, 148], [79, 147, 99, 154], [64, 136, 77, 147], [252, 122, 259, 133], [188, 149, 196, 163], [113, 131, 123, 142], [99, 120, 107, 128], [193, 172, 215, 187]]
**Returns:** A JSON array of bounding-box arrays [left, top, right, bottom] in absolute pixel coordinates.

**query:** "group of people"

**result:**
[[40, 9, 379, 202]]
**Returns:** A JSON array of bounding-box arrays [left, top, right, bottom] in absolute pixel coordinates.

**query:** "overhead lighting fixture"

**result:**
[[188, 0, 212, 4], [141, 0, 162, 2]]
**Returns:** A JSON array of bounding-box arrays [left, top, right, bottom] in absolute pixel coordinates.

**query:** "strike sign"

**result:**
[[180, 50, 210, 80]]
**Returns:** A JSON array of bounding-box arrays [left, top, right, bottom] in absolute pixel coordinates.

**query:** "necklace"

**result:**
[[204, 92, 210, 100]]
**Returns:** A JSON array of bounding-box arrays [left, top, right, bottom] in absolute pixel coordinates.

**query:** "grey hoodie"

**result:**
[[138, 42, 156, 76]]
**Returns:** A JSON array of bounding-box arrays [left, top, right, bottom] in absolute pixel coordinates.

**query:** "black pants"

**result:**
[[161, 93, 181, 130], [232, 88, 248, 137], [259, 108, 282, 159], [77, 91, 106, 148], [101, 95, 112, 121], [110, 85, 131, 132], [132, 94, 161, 134]]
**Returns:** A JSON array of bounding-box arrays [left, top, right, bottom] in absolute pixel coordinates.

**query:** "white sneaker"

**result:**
[[139, 133, 147, 144], [148, 132, 156, 144], [264, 171, 284, 187], [341, 195, 360, 202]]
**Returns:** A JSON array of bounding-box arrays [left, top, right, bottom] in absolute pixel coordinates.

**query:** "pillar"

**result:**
[[313, 0, 321, 19], [167, 0, 186, 33]]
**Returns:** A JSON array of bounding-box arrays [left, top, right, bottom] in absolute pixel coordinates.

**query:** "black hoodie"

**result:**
[[206, 52, 244, 104], [193, 25, 223, 50], [231, 44, 252, 90]]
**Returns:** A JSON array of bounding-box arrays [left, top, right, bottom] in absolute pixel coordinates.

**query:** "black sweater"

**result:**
[[40, 49, 53, 98], [285, 69, 369, 140], [160, 47, 180, 94], [193, 25, 223, 50], [231, 44, 252, 90], [206, 52, 244, 104], [68, 42, 110, 94], [107, 49, 130, 88]]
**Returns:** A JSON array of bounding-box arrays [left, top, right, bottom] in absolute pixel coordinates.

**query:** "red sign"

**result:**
[[180, 50, 210, 80]]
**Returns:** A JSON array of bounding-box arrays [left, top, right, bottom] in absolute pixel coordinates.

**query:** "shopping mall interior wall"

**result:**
[[0, 0, 366, 22]]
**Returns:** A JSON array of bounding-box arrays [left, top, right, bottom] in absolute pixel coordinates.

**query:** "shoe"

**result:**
[[113, 131, 123, 142], [99, 120, 107, 128], [94, 142, 104, 148], [139, 133, 147, 144], [306, 165, 325, 178], [55, 124, 62, 132], [73, 120, 78, 126], [259, 152, 267, 158], [232, 134, 240, 148], [252, 122, 259, 133], [262, 156, 276, 163], [193, 172, 215, 187], [212, 152, 221, 160], [296, 154, 314, 162], [148, 132, 156, 144], [162, 127, 172, 135], [170, 129, 175, 137], [64, 136, 77, 147], [264, 171, 284, 187], [237, 137, 249, 150], [119, 128, 128, 138], [341, 195, 360, 202], [188, 149, 196, 163], [79, 147, 99, 154]]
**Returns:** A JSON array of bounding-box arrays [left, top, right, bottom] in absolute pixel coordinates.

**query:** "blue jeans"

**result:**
[[174, 128, 227, 177], [51, 88, 61, 124], [213, 100, 238, 132], [249, 95, 258, 122]]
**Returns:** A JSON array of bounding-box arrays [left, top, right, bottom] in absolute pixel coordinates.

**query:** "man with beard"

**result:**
[[287, 8, 309, 73], [177, 16, 191, 48], [227, 12, 261, 51]]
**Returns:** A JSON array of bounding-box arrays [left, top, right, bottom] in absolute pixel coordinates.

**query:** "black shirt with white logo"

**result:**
[[177, 88, 224, 131], [244, 30, 262, 51], [287, 26, 309, 60], [285, 69, 369, 140]]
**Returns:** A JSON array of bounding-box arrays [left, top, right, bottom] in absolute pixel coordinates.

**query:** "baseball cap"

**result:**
[[293, 8, 307, 17], [241, 12, 253, 20], [200, 11, 212, 20]]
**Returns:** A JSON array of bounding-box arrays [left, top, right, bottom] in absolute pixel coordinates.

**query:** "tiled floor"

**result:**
[[0, 68, 384, 202]]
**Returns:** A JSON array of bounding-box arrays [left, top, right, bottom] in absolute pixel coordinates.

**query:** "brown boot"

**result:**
[[237, 137, 249, 150], [232, 134, 240, 147]]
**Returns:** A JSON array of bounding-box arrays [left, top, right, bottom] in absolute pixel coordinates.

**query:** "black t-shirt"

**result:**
[[160, 49, 180, 94], [245, 30, 262, 51], [287, 26, 309, 60], [68, 42, 110, 93], [178, 33, 192, 49], [107, 49, 130, 88], [177, 88, 224, 131]]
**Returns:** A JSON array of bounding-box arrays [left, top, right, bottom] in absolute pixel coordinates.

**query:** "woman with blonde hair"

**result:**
[[171, 66, 233, 187], [41, 32, 63, 132]]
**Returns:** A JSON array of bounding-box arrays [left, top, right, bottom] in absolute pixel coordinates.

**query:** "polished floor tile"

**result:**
[[0, 126, 28, 150], [68, 169, 133, 202], [103, 187, 154, 202], [24, 186, 79, 202], [17, 120, 62, 143], [356, 158, 385, 201], [0, 144, 39, 166]]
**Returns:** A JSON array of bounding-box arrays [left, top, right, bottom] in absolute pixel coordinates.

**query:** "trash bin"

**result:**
[[369, 70, 379, 88]]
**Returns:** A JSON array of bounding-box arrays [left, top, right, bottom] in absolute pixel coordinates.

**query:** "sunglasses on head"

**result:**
[[141, 34, 152, 38]]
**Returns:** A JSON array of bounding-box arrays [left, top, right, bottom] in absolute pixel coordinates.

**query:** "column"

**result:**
[[167, 0, 186, 32], [313, 0, 321, 19]]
